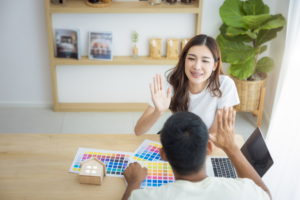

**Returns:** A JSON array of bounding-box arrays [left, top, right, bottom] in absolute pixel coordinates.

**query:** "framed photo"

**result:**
[[55, 29, 81, 59], [89, 31, 113, 61]]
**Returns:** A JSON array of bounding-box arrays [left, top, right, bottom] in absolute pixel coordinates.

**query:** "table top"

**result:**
[[0, 134, 244, 200]]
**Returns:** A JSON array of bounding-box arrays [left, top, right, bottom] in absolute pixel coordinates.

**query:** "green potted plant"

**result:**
[[216, 0, 286, 119], [132, 31, 139, 59]]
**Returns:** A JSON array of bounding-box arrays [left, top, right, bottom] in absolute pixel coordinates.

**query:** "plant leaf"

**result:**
[[255, 57, 274, 73], [220, 0, 248, 29], [256, 14, 286, 45], [243, 0, 270, 15], [216, 34, 251, 64], [226, 46, 259, 64], [230, 55, 255, 79], [259, 45, 267, 54], [241, 14, 271, 30], [226, 27, 257, 39], [254, 18, 287, 33], [219, 23, 252, 42], [226, 26, 247, 36]]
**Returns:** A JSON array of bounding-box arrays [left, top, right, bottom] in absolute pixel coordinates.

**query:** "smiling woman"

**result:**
[[134, 34, 240, 136]]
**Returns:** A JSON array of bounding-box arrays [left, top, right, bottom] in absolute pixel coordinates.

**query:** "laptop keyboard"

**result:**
[[211, 158, 237, 178]]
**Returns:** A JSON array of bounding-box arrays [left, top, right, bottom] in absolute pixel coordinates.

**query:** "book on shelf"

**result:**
[[55, 29, 81, 59], [89, 31, 113, 61]]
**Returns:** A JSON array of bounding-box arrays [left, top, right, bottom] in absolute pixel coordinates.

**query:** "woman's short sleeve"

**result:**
[[217, 76, 240, 109]]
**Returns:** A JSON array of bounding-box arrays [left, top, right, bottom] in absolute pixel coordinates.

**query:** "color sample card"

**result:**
[[130, 139, 166, 162], [69, 147, 132, 177], [126, 161, 175, 189]]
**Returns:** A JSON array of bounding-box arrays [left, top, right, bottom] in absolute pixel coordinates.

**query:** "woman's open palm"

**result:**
[[150, 74, 171, 113]]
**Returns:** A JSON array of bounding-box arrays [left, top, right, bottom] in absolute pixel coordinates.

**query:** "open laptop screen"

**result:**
[[240, 127, 274, 177]]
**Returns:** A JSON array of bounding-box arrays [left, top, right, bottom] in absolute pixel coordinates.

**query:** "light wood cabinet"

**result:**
[[44, 0, 203, 112]]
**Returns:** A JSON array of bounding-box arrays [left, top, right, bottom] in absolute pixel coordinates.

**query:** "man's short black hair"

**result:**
[[160, 112, 209, 175]]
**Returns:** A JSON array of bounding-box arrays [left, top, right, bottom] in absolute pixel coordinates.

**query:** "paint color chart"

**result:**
[[69, 147, 132, 177], [126, 161, 175, 189], [130, 139, 166, 162]]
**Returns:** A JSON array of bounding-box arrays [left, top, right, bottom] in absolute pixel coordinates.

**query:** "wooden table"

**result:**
[[0, 134, 244, 200]]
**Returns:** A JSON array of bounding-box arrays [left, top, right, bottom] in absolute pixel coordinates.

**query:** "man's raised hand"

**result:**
[[209, 106, 238, 152]]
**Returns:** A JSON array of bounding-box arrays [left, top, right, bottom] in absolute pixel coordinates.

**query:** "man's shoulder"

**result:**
[[129, 178, 269, 200], [129, 183, 170, 200], [211, 178, 270, 199]]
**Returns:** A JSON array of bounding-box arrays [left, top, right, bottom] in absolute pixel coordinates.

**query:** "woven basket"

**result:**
[[230, 73, 267, 112]]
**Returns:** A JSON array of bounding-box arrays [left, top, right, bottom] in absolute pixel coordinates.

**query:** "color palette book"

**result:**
[[69, 147, 132, 177], [126, 161, 175, 189], [129, 139, 166, 162]]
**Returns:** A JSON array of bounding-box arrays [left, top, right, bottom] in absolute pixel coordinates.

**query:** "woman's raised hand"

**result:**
[[150, 74, 171, 113]]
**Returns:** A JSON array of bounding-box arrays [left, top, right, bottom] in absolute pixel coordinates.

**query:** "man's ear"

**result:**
[[159, 147, 168, 161], [207, 140, 214, 156]]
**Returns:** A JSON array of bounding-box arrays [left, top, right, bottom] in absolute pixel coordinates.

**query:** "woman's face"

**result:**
[[185, 45, 217, 86]]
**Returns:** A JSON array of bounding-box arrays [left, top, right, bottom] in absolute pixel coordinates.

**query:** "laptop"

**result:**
[[206, 127, 274, 178]]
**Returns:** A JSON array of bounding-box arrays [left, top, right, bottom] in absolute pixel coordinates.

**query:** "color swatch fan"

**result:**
[[70, 147, 132, 177], [126, 161, 175, 189], [129, 139, 166, 162]]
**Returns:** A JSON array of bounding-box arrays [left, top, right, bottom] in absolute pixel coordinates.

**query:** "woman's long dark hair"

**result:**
[[166, 34, 224, 113]]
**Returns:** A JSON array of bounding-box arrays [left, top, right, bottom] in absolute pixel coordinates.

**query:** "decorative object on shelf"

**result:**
[[86, 0, 111, 8], [55, 29, 81, 59], [61, 0, 67, 7], [88, 0, 99, 3], [89, 31, 113, 61], [216, 0, 286, 126], [51, 0, 60, 5], [181, 38, 190, 51], [166, 39, 179, 60], [51, 0, 67, 6], [79, 157, 106, 185], [150, 0, 162, 5], [149, 38, 162, 59], [132, 31, 139, 59], [165, 0, 177, 5], [181, 0, 192, 5]]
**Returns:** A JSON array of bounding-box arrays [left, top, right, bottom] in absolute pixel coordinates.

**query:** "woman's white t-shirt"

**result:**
[[149, 75, 240, 130]]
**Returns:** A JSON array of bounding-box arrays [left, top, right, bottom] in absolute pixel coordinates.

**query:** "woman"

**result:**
[[134, 34, 240, 136]]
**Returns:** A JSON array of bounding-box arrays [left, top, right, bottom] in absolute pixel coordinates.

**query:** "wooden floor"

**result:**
[[0, 107, 269, 140]]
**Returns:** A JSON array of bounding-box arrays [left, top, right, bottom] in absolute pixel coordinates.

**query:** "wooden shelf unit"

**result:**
[[57, 103, 149, 112], [45, 0, 203, 112], [54, 56, 179, 65], [49, 0, 200, 13]]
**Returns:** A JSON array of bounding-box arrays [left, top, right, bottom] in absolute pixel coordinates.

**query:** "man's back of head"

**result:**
[[160, 111, 209, 175]]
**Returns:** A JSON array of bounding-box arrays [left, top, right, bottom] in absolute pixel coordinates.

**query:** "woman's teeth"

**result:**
[[191, 72, 203, 76]]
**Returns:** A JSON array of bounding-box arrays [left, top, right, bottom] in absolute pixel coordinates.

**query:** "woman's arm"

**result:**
[[134, 74, 171, 136], [134, 106, 164, 136]]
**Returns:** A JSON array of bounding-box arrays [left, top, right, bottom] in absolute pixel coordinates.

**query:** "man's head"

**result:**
[[160, 112, 212, 175]]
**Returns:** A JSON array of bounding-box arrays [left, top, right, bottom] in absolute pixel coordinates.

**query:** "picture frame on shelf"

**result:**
[[88, 31, 113, 61], [55, 29, 81, 59]]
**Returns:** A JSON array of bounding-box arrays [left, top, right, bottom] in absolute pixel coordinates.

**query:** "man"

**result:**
[[122, 107, 272, 200]]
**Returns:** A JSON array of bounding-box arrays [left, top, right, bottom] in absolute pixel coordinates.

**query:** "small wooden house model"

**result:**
[[79, 157, 106, 185]]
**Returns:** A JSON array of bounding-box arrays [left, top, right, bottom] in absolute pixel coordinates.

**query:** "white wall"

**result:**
[[264, 0, 290, 119], [0, 0, 288, 118], [0, 0, 52, 106]]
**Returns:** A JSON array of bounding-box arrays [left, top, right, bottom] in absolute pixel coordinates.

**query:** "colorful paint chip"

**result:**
[[136, 161, 175, 189], [70, 148, 132, 178], [129, 139, 166, 162]]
